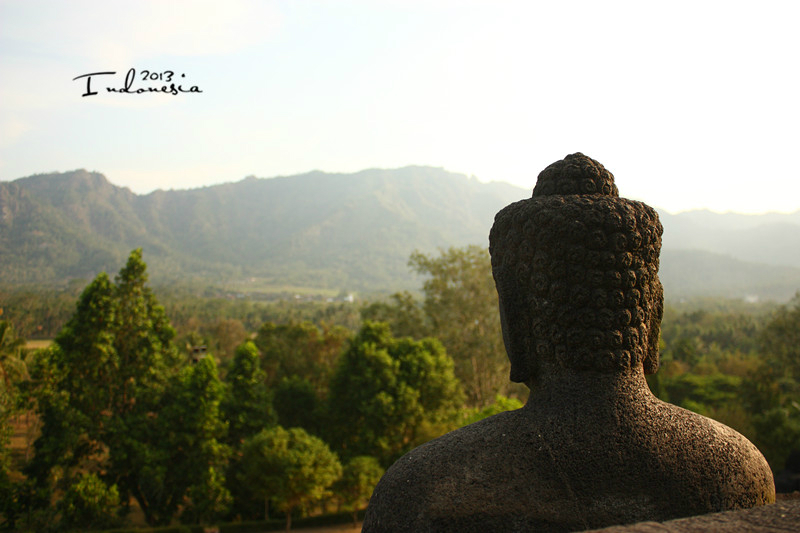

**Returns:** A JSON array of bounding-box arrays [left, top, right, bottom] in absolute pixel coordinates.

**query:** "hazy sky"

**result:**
[[1, 1, 798, 214]]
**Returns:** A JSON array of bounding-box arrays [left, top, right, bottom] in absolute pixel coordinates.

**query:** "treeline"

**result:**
[[2, 247, 800, 531], [0, 248, 517, 531], [0, 283, 363, 344]]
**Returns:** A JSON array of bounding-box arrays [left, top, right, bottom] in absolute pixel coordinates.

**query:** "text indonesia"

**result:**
[[73, 68, 202, 97]]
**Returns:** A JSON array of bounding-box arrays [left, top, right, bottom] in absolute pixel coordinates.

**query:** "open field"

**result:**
[[219, 279, 343, 298], [291, 523, 362, 533], [25, 339, 53, 350]]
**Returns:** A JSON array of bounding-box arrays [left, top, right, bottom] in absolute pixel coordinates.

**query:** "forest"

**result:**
[[1, 247, 799, 532]]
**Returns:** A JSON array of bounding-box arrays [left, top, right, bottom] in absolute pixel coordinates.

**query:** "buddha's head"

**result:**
[[489, 153, 663, 386]]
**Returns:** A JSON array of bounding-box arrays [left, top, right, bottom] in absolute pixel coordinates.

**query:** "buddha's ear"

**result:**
[[496, 276, 532, 383], [642, 280, 664, 375]]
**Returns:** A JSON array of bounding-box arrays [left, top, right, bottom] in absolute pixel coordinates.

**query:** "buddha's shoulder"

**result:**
[[644, 400, 775, 499], [391, 407, 528, 472], [362, 402, 776, 532], [363, 410, 536, 532]]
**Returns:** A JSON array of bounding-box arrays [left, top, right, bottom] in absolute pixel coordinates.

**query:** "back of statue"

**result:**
[[362, 153, 774, 533]]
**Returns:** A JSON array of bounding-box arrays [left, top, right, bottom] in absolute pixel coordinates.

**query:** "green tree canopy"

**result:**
[[745, 293, 800, 471], [221, 341, 277, 521], [0, 320, 26, 528], [360, 291, 428, 340], [132, 355, 231, 525], [238, 426, 342, 531], [460, 394, 524, 426], [58, 472, 120, 531], [409, 246, 511, 407], [273, 376, 323, 436], [0, 320, 26, 389], [760, 293, 800, 379], [327, 321, 463, 465], [25, 249, 230, 526], [255, 321, 348, 396], [334, 456, 384, 526], [222, 340, 274, 446]]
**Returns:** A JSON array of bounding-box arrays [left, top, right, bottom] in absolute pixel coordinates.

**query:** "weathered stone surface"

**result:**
[[362, 153, 775, 533], [586, 494, 800, 532]]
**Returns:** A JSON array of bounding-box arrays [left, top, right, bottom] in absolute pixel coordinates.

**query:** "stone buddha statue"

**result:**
[[362, 153, 775, 533]]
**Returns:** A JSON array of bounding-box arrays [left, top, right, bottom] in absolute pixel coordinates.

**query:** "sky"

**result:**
[[1, 0, 799, 214]]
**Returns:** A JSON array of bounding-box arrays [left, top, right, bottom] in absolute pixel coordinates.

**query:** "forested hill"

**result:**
[[0, 167, 523, 291], [2, 167, 800, 299]]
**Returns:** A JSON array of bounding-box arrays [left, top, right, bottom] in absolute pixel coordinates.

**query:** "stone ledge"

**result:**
[[586, 494, 800, 532]]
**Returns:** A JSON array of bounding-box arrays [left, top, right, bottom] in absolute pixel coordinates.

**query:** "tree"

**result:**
[[0, 320, 27, 448], [409, 246, 511, 407], [273, 376, 323, 436], [744, 293, 800, 471], [222, 341, 274, 446], [183, 465, 231, 525], [360, 291, 428, 340], [327, 321, 463, 465], [58, 472, 121, 531], [221, 341, 275, 521], [460, 394, 524, 426], [742, 365, 800, 472], [38, 249, 177, 446], [760, 293, 800, 379], [334, 456, 384, 526], [0, 320, 26, 390], [25, 249, 230, 526], [173, 357, 232, 523], [25, 273, 121, 488], [0, 320, 26, 516], [137, 355, 231, 525], [239, 426, 342, 531], [255, 321, 348, 397], [211, 318, 248, 361]]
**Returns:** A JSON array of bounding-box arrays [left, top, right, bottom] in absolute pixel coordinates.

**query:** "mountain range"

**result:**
[[2, 167, 799, 301]]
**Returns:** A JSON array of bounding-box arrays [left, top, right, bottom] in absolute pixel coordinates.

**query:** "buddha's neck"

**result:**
[[525, 366, 655, 412]]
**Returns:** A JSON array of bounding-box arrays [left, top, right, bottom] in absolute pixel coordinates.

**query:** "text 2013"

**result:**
[[72, 68, 203, 97]]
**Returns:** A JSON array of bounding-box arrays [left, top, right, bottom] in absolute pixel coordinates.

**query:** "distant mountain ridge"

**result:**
[[0, 167, 523, 291], [658, 209, 800, 271], [2, 168, 799, 300]]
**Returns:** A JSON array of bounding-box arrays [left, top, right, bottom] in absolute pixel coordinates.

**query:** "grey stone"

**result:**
[[585, 494, 800, 532], [362, 153, 775, 532]]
